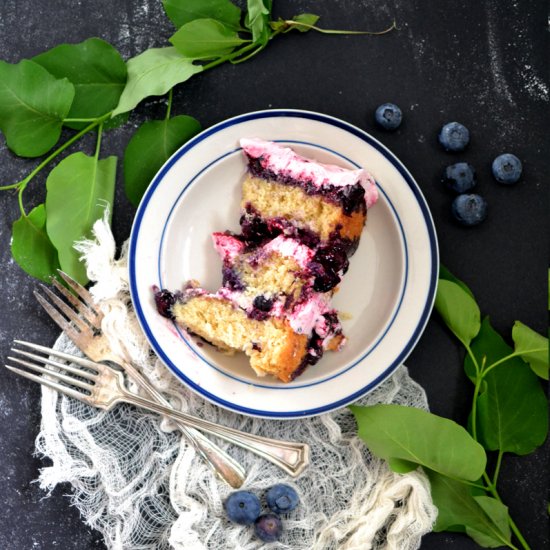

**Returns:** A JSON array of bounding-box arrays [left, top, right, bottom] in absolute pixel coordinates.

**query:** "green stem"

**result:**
[[284, 19, 397, 35], [3, 112, 111, 194], [17, 185, 26, 217], [63, 117, 107, 122], [0, 181, 22, 191], [202, 30, 282, 71], [165, 88, 173, 121], [230, 41, 268, 64], [465, 342, 482, 377], [471, 376, 483, 441], [470, 356, 486, 442], [482, 348, 547, 378], [492, 450, 504, 486], [94, 122, 104, 160]]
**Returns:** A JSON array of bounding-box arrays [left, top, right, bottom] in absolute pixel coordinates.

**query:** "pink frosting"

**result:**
[[212, 233, 245, 262], [240, 137, 378, 208], [287, 293, 332, 336], [262, 235, 314, 269]]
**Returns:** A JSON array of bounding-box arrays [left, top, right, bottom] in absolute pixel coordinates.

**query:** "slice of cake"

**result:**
[[154, 233, 346, 382], [239, 138, 378, 256], [156, 283, 343, 382], [154, 138, 378, 382]]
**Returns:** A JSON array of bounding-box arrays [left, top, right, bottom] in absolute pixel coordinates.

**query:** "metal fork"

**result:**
[[34, 272, 248, 487], [6, 340, 310, 477]]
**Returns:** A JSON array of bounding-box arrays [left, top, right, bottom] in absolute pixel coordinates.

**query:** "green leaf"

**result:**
[[245, 0, 272, 44], [435, 279, 481, 346], [388, 457, 418, 473], [124, 115, 201, 207], [11, 205, 60, 282], [439, 264, 475, 298], [350, 404, 486, 481], [469, 318, 549, 455], [512, 321, 549, 380], [45, 152, 117, 284], [112, 48, 203, 117], [427, 471, 512, 548], [32, 38, 127, 130], [288, 13, 320, 32], [169, 19, 249, 59], [468, 496, 511, 546], [0, 59, 74, 157], [162, 0, 242, 31]]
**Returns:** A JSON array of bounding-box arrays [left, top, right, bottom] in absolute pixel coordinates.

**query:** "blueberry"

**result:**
[[253, 295, 274, 312], [452, 194, 487, 226], [439, 122, 470, 152], [153, 287, 176, 319], [266, 484, 299, 514], [224, 491, 261, 525], [492, 153, 522, 184], [254, 514, 283, 542], [374, 103, 402, 130], [442, 162, 477, 193]]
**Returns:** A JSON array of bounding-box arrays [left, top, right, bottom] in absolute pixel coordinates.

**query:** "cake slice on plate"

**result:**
[[239, 137, 378, 257], [153, 138, 378, 382]]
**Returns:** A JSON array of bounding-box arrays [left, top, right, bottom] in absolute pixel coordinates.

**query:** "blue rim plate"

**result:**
[[129, 109, 438, 418]]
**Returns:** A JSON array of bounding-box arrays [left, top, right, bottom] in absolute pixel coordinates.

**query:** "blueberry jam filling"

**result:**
[[241, 205, 320, 249], [246, 156, 366, 215], [289, 313, 342, 380], [153, 287, 176, 320], [239, 207, 281, 247], [309, 243, 350, 292], [222, 265, 245, 291]]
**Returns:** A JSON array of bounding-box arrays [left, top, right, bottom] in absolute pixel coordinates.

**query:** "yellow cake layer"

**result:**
[[242, 175, 366, 241], [172, 295, 309, 382]]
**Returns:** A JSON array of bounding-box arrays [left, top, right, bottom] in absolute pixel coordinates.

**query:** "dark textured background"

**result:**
[[0, 0, 548, 548]]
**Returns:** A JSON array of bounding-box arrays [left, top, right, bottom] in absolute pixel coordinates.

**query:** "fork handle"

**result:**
[[115, 358, 246, 488], [118, 389, 309, 477]]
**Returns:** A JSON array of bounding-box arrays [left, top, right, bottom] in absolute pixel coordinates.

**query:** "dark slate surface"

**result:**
[[0, 1, 548, 548]]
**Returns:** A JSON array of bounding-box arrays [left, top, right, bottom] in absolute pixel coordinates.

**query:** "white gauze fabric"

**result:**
[[35, 217, 437, 549]]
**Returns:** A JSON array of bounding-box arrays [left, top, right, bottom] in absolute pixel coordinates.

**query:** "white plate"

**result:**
[[129, 109, 438, 418]]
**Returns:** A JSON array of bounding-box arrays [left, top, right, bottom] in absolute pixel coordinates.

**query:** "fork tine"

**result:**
[[57, 270, 102, 319], [11, 349, 97, 381], [5, 365, 92, 403], [37, 285, 90, 333], [13, 340, 104, 372], [7, 357, 94, 391], [50, 277, 102, 327], [34, 291, 83, 343]]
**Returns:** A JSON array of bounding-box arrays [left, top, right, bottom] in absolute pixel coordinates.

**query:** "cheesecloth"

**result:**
[[35, 216, 437, 549]]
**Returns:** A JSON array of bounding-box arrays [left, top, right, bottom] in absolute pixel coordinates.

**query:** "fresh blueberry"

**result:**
[[492, 153, 522, 184], [266, 484, 300, 514], [374, 103, 402, 130], [253, 295, 274, 312], [153, 287, 176, 320], [254, 514, 283, 542], [224, 491, 261, 525], [439, 122, 470, 152], [442, 162, 477, 193], [451, 194, 487, 226]]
